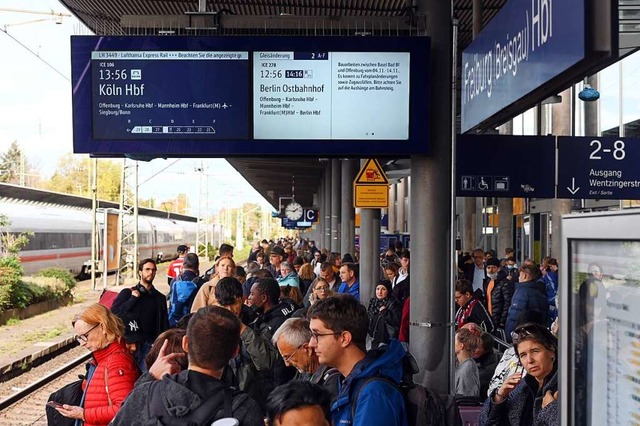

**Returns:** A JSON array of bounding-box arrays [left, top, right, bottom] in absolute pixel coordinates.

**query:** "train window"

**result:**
[[20, 232, 92, 251]]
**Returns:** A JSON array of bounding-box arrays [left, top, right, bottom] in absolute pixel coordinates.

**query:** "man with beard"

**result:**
[[112, 258, 169, 372]]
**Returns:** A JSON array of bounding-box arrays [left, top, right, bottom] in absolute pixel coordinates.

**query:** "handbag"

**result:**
[[46, 380, 84, 426]]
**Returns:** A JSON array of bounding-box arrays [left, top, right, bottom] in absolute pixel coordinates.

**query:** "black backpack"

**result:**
[[351, 352, 462, 426], [147, 380, 239, 426]]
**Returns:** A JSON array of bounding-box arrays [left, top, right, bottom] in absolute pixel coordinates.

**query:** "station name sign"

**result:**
[[71, 36, 430, 157], [461, 0, 591, 132]]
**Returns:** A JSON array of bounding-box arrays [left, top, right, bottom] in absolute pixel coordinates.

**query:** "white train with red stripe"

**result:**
[[0, 184, 198, 276]]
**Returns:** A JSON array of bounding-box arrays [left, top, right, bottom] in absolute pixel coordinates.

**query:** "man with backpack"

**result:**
[[307, 295, 407, 425], [167, 253, 202, 327], [111, 306, 264, 426]]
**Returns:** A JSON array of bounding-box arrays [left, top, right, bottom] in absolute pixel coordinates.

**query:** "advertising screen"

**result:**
[[71, 36, 430, 157]]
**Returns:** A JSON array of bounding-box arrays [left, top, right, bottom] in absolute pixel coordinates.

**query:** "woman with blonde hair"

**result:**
[[297, 262, 316, 295], [52, 303, 139, 425], [191, 256, 235, 312]]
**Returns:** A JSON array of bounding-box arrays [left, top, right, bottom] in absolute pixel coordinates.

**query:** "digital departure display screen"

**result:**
[[91, 51, 249, 140], [253, 51, 410, 140], [71, 36, 430, 157]]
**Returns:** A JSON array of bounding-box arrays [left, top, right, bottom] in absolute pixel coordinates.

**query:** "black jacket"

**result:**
[[367, 296, 403, 348], [111, 284, 169, 344]]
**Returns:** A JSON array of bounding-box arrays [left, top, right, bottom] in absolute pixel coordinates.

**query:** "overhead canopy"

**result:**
[[59, 0, 507, 210]]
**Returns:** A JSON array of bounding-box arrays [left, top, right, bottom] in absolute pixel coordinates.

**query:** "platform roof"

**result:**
[[58, 0, 507, 210]]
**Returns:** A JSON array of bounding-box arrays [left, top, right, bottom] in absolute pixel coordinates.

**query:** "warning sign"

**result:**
[[354, 159, 389, 208], [354, 184, 389, 208], [354, 159, 389, 185]]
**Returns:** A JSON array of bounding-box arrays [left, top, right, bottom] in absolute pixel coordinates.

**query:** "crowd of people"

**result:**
[[47, 238, 569, 425]]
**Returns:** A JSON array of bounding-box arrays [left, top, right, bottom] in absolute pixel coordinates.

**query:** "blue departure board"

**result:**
[[71, 36, 430, 157], [90, 51, 249, 140]]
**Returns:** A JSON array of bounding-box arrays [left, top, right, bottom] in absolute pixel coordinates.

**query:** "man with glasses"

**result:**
[[272, 318, 341, 401], [112, 258, 169, 372], [307, 296, 407, 425]]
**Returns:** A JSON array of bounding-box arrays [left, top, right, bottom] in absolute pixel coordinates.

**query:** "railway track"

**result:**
[[0, 346, 90, 425]]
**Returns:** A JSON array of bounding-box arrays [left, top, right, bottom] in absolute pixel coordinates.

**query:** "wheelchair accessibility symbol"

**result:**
[[477, 176, 492, 191]]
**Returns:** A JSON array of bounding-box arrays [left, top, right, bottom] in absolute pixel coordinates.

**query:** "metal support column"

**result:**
[[410, 0, 453, 393], [359, 208, 374, 303], [318, 179, 325, 250], [323, 162, 332, 251], [340, 159, 356, 257], [551, 87, 573, 258], [498, 120, 514, 256], [331, 159, 341, 253]]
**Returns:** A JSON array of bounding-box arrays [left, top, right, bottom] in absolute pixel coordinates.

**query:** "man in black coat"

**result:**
[[111, 258, 169, 372]]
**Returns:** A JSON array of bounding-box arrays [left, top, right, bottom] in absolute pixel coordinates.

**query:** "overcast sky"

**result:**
[[0, 0, 270, 215]]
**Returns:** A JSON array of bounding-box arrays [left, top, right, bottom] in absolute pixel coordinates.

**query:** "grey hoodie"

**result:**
[[111, 370, 264, 426]]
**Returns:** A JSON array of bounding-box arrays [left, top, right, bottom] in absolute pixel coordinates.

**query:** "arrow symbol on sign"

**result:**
[[567, 177, 580, 195]]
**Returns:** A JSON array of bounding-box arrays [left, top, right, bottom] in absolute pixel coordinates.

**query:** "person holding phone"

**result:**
[[53, 303, 139, 425], [479, 322, 558, 425]]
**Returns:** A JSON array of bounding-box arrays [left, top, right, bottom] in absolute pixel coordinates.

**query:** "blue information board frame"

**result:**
[[456, 134, 556, 198], [71, 36, 430, 157], [461, 0, 587, 133], [557, 136, 640, 199]]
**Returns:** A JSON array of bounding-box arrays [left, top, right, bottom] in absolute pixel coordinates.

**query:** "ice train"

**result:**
[[0, 183, 198, 276]]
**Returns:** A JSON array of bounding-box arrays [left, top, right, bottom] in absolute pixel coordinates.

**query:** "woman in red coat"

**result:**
[[54, 303, 139, 425]]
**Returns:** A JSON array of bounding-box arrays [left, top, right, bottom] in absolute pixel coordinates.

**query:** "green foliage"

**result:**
[[5, 317, 20, 326], [44, 156, 122, 202], [0, 261, 73, 313], [0, 141, 23, 184], [35, 268, 76, 292], [0, 214, 33, 255], [197, 243, 216, 261]]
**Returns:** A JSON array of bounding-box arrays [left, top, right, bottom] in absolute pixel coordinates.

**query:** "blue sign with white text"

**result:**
[[456, 134, 555, 198], [461, 0, 585, 132], [557, 137, 640, 199]]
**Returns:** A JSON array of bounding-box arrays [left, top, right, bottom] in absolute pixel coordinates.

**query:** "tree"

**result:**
[[45, 156, 122, 202], [159, 193, 190, 214], [0, 214, 32, 256], [0, 141, 24, 184]]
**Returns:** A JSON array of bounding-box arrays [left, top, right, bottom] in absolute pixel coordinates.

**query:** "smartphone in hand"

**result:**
[[46, 401, 63, 409]]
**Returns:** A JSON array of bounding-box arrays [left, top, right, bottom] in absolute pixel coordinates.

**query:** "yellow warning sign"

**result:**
[[354, 183, 389, 208], [354, 159, 389, 185]]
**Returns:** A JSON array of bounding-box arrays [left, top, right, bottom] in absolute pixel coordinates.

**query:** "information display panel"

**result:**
[[91, 51, 249, 140], [561, 210, 640, 426], [253, 51, 410, 140], [71, 36, 430, 157]]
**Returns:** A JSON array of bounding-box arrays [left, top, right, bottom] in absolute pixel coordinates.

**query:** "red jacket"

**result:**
[[399, 297, 410, 343], [82, 340, 139, 426]]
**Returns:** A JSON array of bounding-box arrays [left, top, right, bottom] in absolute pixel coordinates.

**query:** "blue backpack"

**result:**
[[168, 275, 199, 327]]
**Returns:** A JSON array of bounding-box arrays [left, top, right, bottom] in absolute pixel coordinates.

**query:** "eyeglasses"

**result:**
[[75, 323, 99, 344], [282, 344, 305, 363], [310, 331, 342, 342], [314, 286, 329, 292]]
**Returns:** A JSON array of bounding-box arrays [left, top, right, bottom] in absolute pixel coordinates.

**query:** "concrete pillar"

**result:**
[[331, 159, 341, 253], [498, 120, 514, 257], [318, 179, 325, 250], [388, 183, 396, 234], [341, 159, 356, 257], [396, 179, 406, 233], [409, 0, 453, 393], [584, 74, 599, 136], [324, 162, 332, 251], [359, 208, 375, 303], [551, 88, 573, 258]]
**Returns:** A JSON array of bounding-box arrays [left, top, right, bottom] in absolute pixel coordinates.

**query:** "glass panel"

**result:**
[[569, 239, 640, 425]]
